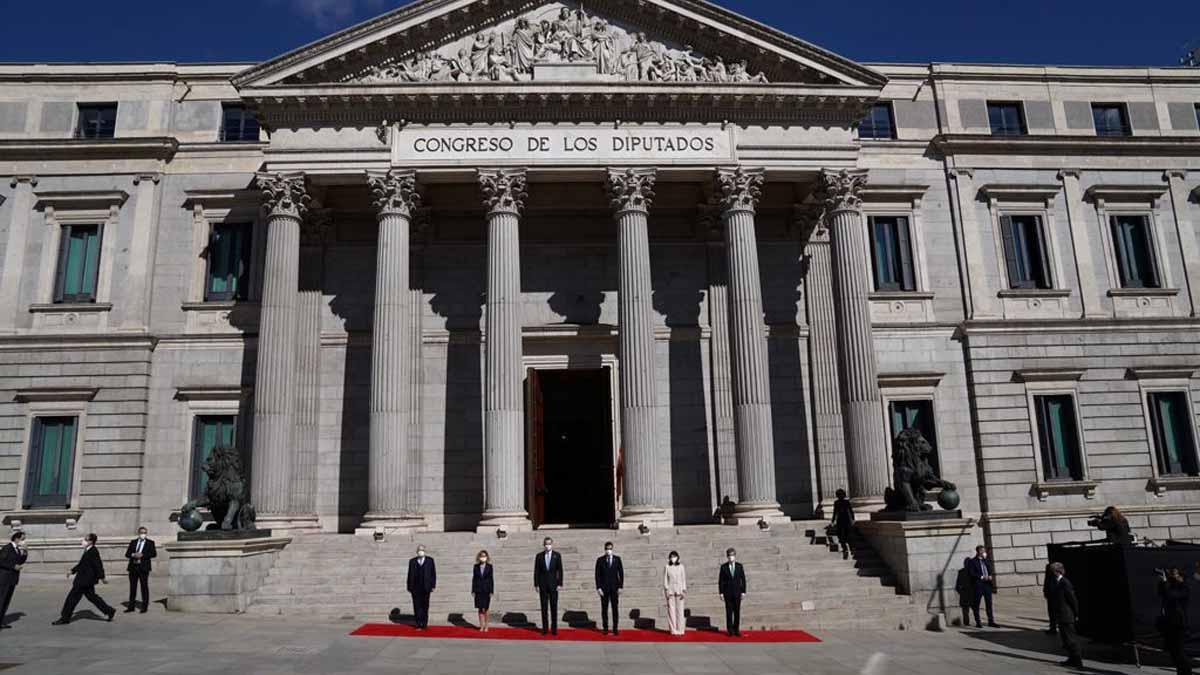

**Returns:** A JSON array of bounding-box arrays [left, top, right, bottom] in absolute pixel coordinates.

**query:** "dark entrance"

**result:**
[[526, 368, 615, 527]]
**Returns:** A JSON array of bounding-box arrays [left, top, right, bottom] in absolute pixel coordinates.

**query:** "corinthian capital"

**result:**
[[256, 172, 310, 220], [715, 167, 765, 214], [606, 168, 657, 214], [367, 169, 421, 218], [819, 169, 868, 214], [478, 169, 527, 215]]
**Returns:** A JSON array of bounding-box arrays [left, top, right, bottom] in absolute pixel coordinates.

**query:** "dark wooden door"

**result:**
[[526, 369, 547, 527]]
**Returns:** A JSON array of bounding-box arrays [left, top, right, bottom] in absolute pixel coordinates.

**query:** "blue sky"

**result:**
[[1, 0, 1196, 67]]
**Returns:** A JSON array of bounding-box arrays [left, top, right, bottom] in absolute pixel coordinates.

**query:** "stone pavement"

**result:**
[[0, 582, 1185, 675]]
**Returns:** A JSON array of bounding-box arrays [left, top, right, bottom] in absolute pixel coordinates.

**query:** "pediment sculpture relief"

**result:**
[[353, 6, 769, 84]]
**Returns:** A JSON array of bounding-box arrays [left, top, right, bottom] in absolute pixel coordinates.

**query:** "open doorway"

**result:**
[[526, 368, 615, 528]]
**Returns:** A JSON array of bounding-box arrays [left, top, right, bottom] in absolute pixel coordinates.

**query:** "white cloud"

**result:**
[[291, 0, 388, 30]]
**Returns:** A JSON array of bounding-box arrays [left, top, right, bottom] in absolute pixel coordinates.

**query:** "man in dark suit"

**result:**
[[718, 547, 746, 637], [0, 530, 28, 630], [533, 537, 563, 635], [1042, 562, 1058, 635], [967, 546, 997, 628], [124, 526, 156, 614], [1046, 562, 1083, 668], [594, 541, 624, 635], [53, 533, 115, 625], [405, 545, 436, 629]]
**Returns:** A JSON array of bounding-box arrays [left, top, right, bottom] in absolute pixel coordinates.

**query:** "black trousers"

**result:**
[[1059, 621, 1083, 665], [1045, 598, 1058, 631], [1163, 627, 1193, 675], [0, 574, 16, 625], [599, 590, 619, 631], [127, 568, 150, 608], [538, 588, 559, 632], [410, 592, 430, 628], [61, 584, 113, 621], [972, 585, 994, 626], [959, 605, 971, 627], [723, 593, 742, 635]]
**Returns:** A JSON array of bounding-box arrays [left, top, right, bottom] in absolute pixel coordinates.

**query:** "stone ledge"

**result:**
[[1033, 480, 1099, 501], [166, 536, 291, 614], [28, 302, 113, 314]]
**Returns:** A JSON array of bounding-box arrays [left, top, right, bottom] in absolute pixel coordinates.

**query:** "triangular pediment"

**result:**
[[234, 0, 885, 89]]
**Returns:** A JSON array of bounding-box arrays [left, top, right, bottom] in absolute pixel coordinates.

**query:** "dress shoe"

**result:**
[[124, 606, 137, 613], [551, 629, 557, 636], [139, 609, 148, 614], [51, 619, 70, 626], [0, 624, 10, 630], [105, 608, 116, 622], [542, 629, 548, 636], [987, 622, 999, 628], [1060, 659, 1083, 668], [1045, 628, 1058, 635], [613, 630, 619, 636]]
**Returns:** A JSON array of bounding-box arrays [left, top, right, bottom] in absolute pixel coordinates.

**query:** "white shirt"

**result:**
[[136, 539, 145, 555], [545, 552, 552, 569]]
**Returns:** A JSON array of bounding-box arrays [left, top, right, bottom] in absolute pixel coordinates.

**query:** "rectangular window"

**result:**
[[889, 399, 939, 474], [1035, 394, 1084, 482], [858, 103, 896, 140], [75, 103, 117, 139], [1195, 104, 1200, 131], [24, 416, 78, 508], [1148, 392, 1199, 477], [1109, 215, 1159, 289], [204, 223, 252, 301], [1092, 103, 1131, 137], [191, 415, 237, 500], [53, 224, 103, 303], [1000, 215, 1053, 289], [987, 101, 1027, 136], [869, 216, 916, 291], [220, 104, 260, 143]]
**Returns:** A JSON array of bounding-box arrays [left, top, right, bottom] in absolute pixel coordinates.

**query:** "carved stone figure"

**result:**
[[592, 19, 618, 74], [511, 18, 538, 72], [882, 429, 957, 512], [178, 446, 257, 531]]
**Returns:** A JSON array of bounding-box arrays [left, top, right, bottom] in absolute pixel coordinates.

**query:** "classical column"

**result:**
[[477, 169, 532, 532], [251, 172, 309, 526], [0, 176, 37, 333], [360, 170, 425, 533], [820, 169, 889, 501], [715, 167, 787, 524], [289, 209, 329, 532], [607, 168, 670, 527], [706, 240, 739, 506]]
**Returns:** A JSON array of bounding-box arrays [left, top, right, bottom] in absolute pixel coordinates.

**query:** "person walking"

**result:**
[[1047, 562, 1083, 668], [533, 537, 563, 636], [0, 531, 28, 630], [1043, 562, 1058, 635], [718, 547, 746, 637], [830, 488, 855, 560], [472, 550, 494, 632], [53, 533, 115, 625], [594, 541, 624, 635], [124, 526, 156, 614], [1158, 567, 1192, 675], [663, 550, 687, 636], [967, 545, 997, 628], [406, 545, 436, 629]]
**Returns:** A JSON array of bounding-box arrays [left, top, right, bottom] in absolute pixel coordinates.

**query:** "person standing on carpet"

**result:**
[[663, 550, 687, 636], [123, 526, 156, 614], [406, 545, 436, 630], [472, 549, 494, 632], [0, 530, 28, 630], [594, 541, 624, 636], [1047, 562, 1084, 668], [53, 533, 115, 625], [718, 547, 746, 637], [533, 537, 563, 636]]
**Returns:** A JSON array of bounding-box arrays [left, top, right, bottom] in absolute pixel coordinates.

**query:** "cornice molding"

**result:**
[[1125, 366, 1198, 381], [933, 133, 1200, 158], [877, 371, 945, 388], [979, 183, 1062, 207], [34, 191, 128, 211], [859, 183, 929, 207], [174, 386, 253, 402], [0, 137, 178, 162], [13, 387, 99, 403], [1084, 184, 1169, 205], [1012, 367, 1086, 383]]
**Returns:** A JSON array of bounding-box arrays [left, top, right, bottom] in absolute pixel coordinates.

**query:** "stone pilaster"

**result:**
[[0, 176, 37, 333], [361, 170, 426, 533], [120, 173, 161, 331], [715, 167, 787, 524], [251, 172, 309, 526], [1164, 170, 1200, 317], [477, 169, 532, 532], [607, 168, 671, 527], [820, 169, 889, 502]]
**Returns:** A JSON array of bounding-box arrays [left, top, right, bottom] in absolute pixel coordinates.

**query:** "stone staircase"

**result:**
[[245, 521, 918, 631]]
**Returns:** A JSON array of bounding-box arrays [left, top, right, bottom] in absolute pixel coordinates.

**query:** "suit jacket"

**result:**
[[406, 556, 437, 595], [1047, 576, 1079, 624], [125, 538, 157, 573], [1042, 563, 1056, 599], [0, 542, 28, 583], [1159, 580, 1190, 631], [718, 561, 746, 598], [967, 556, 994, 590], [533, 551, 563, 590], [594, 554, 624, 593], [472, 563, 494, 595], [71, 546, 106, 589]]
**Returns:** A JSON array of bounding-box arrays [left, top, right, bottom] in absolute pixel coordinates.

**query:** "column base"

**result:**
[[253, 514, 321, 534], [617, 506, 674, 530], [851, 495, 886, 512], [355, 513, 427, 536], [475, 511, 533, 534], [722, 502, 790, 526]]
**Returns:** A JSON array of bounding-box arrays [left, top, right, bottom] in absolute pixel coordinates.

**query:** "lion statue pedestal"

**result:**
[[872, 428, 962, 522], [176, 445, 270, 540]]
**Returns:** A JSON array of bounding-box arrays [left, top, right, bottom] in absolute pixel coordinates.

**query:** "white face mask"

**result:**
[[480, 557, 487, 563], [545, 545, 553, 552], [669, 556, 679, 564], [605, 549, 614, 556], [727, 556, 735, 563], [417, 550, 426, 559], [138, 533, 147, 540]]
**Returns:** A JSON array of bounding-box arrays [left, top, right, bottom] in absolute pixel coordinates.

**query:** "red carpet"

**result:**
[[350, 624, 820, 643]]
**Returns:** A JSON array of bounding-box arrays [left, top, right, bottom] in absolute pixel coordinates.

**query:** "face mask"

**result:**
[[605, 549, 613, 555], [728, 556, 735, 563], [980, 553, 987, 559], [417, 551, 425, 559], [81, 539, 90, 548], [138, 533, 147, 540], [669, 557, 678, 564], [480, 557, 487, 563], [545, 545, 552, 552]]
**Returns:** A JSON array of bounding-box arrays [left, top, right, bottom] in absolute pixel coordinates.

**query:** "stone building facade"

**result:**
[[1, 0, 1199, 591]]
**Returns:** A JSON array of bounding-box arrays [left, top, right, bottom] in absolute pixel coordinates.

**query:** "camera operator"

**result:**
[[1087, 506, 1132, 546], [1157, 567, 1192, 675]]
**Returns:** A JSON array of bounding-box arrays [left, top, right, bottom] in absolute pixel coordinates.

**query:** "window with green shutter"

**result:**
[[1035, 394, 1084, 481], [190, 415, 237, 500], [889, 399, 939, 475], [204, 223, 251, 302], [1148, 392, 1199, 477], [24, 417, 78, 508], [869, 216, 916, 292], [1000, 215, 1053, 290], [54, 224, 103, 303], [1110, 215, 1159, 289]]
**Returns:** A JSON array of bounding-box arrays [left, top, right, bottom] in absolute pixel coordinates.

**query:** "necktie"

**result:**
[[607, 555, 612, 567], [137, 540, 143, 555], [546, 554, 550, 570]]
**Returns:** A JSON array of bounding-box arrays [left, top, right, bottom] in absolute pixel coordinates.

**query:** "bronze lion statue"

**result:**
[[883, 428, 956, 512], [180, 445, 256, 531]]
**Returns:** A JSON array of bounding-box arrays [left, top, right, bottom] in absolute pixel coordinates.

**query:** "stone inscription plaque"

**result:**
[[392, 127, 735, 167]]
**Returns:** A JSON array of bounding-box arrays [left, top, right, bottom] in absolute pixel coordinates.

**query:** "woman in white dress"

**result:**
[[663, 550, 687, 636]]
